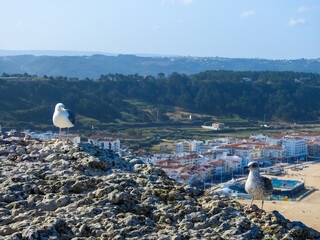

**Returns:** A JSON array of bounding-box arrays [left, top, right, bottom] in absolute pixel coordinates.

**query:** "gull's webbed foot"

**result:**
[[244, 204, 259, 213]]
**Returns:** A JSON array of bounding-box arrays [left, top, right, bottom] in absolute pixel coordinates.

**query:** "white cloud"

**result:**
[[298, 6, 320, 13], [16, 22, 23, 27], [240, 11, 256, 19], [298, 6, 308, 13], [288, 18, 306, 26], [161, 0, 194, 5]]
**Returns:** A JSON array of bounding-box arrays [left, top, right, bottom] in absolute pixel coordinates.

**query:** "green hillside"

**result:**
[[1, 71, 320, 130]]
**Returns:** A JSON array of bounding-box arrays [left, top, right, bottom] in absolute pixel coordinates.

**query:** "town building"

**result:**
[[306, 140, 320, 157], [218, 143, 265, 162], [283, 137, 307, 160], [88, 134, 121, 151], [174, 141, 192, 154], [52, 133, 81, 144], [202, 122, 226, 130], [25, 131, 81, 143], [261, 146, 286, 161]]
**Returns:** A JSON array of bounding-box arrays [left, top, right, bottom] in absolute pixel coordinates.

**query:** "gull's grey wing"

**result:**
[[66, 110, 76, 125]]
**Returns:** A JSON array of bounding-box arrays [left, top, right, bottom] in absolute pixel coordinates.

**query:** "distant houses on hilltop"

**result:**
[[202, 122, 227, 130]]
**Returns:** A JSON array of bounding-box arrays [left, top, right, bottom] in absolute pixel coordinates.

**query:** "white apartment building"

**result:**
[[190, 140, 204, 153], [175, 142, 184, 153], [88, 135, 121, 152], [283, 137, 307, 159], [221, 155, 243, 172], [249, 134, 268, 142], [261, 146, 286, 160], [219, 143, 263, 161], [175, 154, 202, 167], [174, 141, 192, 154]]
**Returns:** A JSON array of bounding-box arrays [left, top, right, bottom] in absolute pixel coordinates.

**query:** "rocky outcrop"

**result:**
[[0, 133, 319, 239]]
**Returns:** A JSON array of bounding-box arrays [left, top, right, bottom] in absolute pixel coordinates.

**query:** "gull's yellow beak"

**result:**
[[61, 108, 66, 112]]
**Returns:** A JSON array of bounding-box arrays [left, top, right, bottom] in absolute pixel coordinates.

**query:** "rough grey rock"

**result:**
[[0, 132, 319, 239]]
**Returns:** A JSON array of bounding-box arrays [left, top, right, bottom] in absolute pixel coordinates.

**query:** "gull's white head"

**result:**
[[55, 103, 66, 112], [244, 161, 260, 173]]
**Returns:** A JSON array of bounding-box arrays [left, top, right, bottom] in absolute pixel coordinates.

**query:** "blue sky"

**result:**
[[0, 0, 319, 59]]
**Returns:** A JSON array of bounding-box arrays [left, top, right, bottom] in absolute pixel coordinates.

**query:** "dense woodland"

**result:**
[[1, 70, 320, 129]]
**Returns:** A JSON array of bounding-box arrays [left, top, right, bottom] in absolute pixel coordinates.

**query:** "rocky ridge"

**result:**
[[0, 132, 319, 239]]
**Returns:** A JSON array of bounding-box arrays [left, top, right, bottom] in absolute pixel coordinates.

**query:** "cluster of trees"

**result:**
[[1, 70, 320, 129], [98, 71, 320, 122]]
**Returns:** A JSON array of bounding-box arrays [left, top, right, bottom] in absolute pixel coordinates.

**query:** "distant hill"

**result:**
[[1, 71, 320, 130], [0, 53, 320, 78]]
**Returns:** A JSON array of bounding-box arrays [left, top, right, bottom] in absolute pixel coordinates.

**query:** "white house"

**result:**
[[250, 134, 268, 142], [174, 141, 193, 154], [88, 135, 121, 151], [202, 122, 226, 130], [221, 155, 243, 172], [218, 143, 263, 161], [26, 131, 81, 144], [52, 133, 81, 144]]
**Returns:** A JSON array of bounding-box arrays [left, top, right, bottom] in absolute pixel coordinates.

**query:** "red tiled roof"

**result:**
[[285, 137, 304, 140], [201, 152, 216, 156], [294, 132, 318, 137], [262, 146, 283, 150]]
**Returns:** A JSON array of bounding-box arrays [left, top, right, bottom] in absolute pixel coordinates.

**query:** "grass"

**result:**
[[4, 97, 320, 152], [150, 140, 175, 153]]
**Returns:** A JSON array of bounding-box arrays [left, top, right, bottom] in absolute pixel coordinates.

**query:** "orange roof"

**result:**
[[219, 142, 267, 150], [286, 137, 304, 140], [269, 133, 286, 138], [233, 147, 250, 150], [202, 152, 216, 156], [294, 132, 318, 137], [175, 154, 201, 161], [159, 165, 185, 169], [180, 175, 190, 180], [262, 146, 283, 150]]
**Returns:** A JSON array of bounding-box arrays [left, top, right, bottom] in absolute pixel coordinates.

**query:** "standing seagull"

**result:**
[[53, 103, 76, 140], [244, 161, 273, 212]]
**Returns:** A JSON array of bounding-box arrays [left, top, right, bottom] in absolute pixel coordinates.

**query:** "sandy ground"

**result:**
[[237, 161, 320, 231]]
